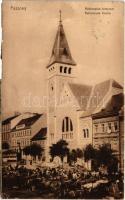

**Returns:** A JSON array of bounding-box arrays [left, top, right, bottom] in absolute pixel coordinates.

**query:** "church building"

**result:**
[[1, 12, 124, 168], [46, 11, 123, 160]]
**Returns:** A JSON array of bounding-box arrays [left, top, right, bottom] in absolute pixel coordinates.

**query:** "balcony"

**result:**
[[62, 132, 73, 140]]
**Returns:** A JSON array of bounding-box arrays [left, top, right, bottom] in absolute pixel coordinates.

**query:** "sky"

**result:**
[[2, 0, 124, 118]]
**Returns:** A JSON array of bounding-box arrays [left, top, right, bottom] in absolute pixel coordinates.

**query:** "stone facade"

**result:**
[[46, 17, 124, 160], [78, 116, 93, 149]]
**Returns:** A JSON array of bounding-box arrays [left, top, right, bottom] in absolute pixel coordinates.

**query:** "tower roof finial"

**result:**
[[59, 10, 62, 24], [47, 10, 76, 68]]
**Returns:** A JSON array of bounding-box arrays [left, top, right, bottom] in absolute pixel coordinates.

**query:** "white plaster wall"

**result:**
[[78, 116, 93, 149], [54, 105, 79, 149]]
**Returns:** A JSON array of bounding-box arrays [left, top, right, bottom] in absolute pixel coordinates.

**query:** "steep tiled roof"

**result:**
[[91, 93, 124, 119], [92, 110, 119, 119], [80, 79, 123, 118], [106, 93, 124, 111], [88, 79, 111, 111], [112, 79, 123, 89], [47, 21, 76, 68], [69, 79, 123, 113], [69, 83, 92, 109], [2, 115, 19, 125], [12, 114, 42, 131], [31, 127, 47, 141]]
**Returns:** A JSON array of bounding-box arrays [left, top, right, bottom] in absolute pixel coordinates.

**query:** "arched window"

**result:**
[[83, 129, 89, 138], [86, 129, 89, 138], [62, 119, 64, 132], [60, 66, 63, 73], [66, 117, 68, 131], [83, 129, 86, 138], [68, 68, 72, 74], [70, 119, 73, 131], [62, 117, 73, 132], [64, 67, 67, 74]]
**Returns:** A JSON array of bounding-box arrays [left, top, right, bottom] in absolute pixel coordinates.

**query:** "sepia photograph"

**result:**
[[1, 0, 124, 199]]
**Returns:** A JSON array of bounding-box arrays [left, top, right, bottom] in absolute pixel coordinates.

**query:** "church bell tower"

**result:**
[[46, 11, 77, 152]]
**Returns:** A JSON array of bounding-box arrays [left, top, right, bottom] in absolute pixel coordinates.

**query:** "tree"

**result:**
[[23, 143, 43, 160], [49, 139, 69, 164], [84, 144, 96, 162], [83, 144, 119, 173], [30, 143, 43, 160], [97, 144, 118, 173], [107, 156, 118, 174], [68, 148, 83, 165], [50, 144, 58, 161], [84, 144, 97, 170], [76, 148, 84, 159], [68, 149, 77, 165], [98, 144, 115, 166], [23, 145, 31, 156], [2, 142, 9, 150]]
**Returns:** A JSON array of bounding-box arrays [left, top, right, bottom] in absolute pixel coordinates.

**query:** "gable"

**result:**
[[69, 83, 92, 110], [59, 84, 80, 108]]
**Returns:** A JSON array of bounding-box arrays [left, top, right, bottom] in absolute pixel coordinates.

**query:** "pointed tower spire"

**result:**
[[47, 11, 76, 68], [59, 10, 62, 24]]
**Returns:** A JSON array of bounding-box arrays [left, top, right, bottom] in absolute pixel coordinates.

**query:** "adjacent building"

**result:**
[[11, 113, 47, 150], [92, 110, 119, 150], [92, 93, 123, 150], [31, 127, 47, 158], [2, 115, 20, 147]]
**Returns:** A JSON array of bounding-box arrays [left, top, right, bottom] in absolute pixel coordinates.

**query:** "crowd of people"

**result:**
[[2, 164, 124, 199]]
